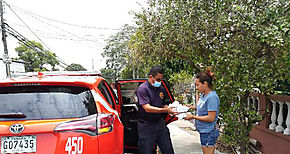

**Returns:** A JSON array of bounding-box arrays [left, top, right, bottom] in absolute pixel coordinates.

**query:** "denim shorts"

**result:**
[[200, 128, 219, 147]]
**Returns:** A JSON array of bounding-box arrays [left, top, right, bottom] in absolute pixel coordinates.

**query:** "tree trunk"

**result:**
[[240, 91, 250, 154]]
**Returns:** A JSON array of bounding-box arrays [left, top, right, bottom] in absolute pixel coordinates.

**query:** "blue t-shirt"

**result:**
[[195, 91, 220, 133]]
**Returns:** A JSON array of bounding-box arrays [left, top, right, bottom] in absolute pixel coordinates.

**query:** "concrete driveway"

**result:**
[[168, 120, 203, 154], [126, 120, 225, 154]]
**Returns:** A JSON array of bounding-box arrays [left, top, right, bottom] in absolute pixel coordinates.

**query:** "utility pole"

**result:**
[[92, 59, 94, 71], [0, 0, 11, 77]]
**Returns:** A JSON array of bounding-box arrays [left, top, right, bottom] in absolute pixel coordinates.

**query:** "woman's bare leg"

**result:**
[[201, 146, 215, 154]]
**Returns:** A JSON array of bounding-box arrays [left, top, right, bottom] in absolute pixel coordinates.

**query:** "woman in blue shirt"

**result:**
[[184, 67, 220, 154]]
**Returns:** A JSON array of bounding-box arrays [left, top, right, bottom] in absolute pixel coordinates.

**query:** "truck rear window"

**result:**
[[0, 86, 97, 121]]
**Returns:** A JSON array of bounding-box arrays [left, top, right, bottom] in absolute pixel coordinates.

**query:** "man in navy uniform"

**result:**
[[136, 66, 177, 154]]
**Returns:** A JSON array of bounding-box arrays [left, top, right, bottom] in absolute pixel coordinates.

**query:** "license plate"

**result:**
[[1, 136, 37, 153]]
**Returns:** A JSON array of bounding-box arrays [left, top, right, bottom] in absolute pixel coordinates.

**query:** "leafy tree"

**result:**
[[168, 70, 194, 102], [100, 68, 115, 83], [15, 41, 59, 72], [102, 24, 136, 79], [64, 63, 87, 71], [131, 0, 289, 153]]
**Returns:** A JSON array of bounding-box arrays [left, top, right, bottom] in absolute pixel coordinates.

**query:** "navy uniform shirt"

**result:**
[[136, 80, 166, 122]]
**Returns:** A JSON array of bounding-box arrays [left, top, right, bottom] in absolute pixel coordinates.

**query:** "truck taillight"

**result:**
[[97, 114, 114, 135], [54, 114, 97, 135], [54, 113, 114, 135]]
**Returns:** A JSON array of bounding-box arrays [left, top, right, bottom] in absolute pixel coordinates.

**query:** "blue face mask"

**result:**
[[153, 81, 161, 87]]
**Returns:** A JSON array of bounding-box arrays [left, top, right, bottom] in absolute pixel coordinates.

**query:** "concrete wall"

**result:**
[[0, 62, 7, 79], [250, 125, 290, 154], [0, 62, 25, 79]]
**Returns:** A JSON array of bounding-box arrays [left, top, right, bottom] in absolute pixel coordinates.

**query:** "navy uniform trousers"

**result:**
[[137, 119, 174, 154]]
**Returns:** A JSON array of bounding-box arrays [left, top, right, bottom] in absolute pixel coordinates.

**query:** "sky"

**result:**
[[1, 0, 144, 71]]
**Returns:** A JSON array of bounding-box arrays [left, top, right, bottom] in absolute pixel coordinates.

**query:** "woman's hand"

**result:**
[[184, 113, 194, 120], [185, 104, 196, 110]]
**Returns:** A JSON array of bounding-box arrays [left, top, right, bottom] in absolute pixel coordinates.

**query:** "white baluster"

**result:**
[[283, 102, 290, 135], [251, 96, 256, 110], [247, 97, 250, 110], [255, 96, 260, 125], [269, 100, 277, 130], [256, 97, 260, 113], [275, 101, 285, 133], [251, 96, 255, 110]]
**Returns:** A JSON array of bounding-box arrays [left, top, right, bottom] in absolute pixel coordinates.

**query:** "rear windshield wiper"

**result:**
[[0, 112, 26, 118]]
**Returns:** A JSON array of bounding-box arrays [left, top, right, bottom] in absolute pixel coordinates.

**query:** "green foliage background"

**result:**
[[102, 0, 289, 153], [15, 41, 59, 72], [64, 63, 87, 71]]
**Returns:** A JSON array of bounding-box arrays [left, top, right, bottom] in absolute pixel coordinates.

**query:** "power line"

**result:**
[[8, 3, 122, 31], [3, 1, 69, 67], [7, 20, 110, 40], [4, 1, 69, 66], [5, 2, 115, 48], [3, 1, 120, 68], [7, 19, 70, 40], [5, 23, 68, 67], [4, 1, 52, 51], [6, 22, 70, 39], [7, 17, 107, 50], [15, 8, 107, 48], [6, 18, 108, 54]]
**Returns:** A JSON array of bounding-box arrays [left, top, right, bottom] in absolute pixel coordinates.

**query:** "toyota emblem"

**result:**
[[9, 124, 24, 134]]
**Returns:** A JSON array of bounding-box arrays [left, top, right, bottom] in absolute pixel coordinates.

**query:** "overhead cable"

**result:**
[[7, 20, 109, 40], [16, 9, 106, 47], [4, 1, 68, 66], [5, 23, 68, 67], [4, 1, 53, 52], [8, 3, 121, 31], [5, 1, 111, 48]]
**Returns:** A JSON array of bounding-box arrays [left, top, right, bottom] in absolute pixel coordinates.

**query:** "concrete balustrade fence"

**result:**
[[248, 93, 290, 154]]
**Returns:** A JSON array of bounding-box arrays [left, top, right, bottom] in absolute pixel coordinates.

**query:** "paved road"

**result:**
[[168, 120, 203, 154], [126, 120, 225, 154]]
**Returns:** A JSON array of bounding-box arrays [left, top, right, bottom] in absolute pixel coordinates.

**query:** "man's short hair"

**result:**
[[149, 66, 163, 77]]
